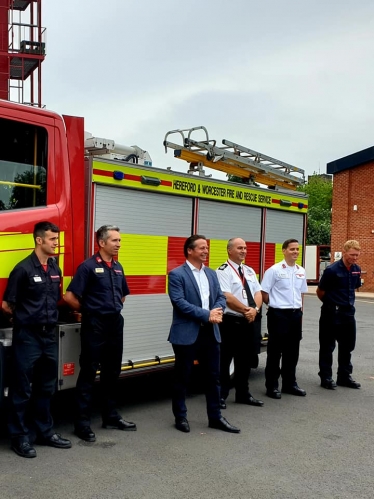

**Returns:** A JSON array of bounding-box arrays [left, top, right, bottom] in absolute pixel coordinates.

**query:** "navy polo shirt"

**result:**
[[3, 251, 62, 326], [319, 259, 361, 308], [67, 253, 130, 314]]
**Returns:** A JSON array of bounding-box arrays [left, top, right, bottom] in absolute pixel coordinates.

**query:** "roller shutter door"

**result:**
[[94, 185, 193, 363], [197, 199, 262, 273], [263, 209, 305, 270]]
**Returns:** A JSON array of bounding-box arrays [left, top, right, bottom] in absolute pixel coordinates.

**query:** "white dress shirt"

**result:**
[[186, 260, 210, 311]]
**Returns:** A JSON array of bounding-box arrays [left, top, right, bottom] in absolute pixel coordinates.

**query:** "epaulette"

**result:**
[[218, 263, 228, 271]]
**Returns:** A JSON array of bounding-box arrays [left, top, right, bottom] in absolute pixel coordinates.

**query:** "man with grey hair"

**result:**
[[216, 237, 264, 408], [317, 240, 362, 390], [64, 225, 136, 442]]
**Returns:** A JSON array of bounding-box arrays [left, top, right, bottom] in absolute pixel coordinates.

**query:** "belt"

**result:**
[[83, 311, 121, 317], [268, 307, 301, 312], [223, 313, 247, 322], [24, 324, 56, 334], [322, 304, 354, 312]]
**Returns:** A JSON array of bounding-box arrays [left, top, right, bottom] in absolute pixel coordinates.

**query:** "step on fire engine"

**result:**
[[0, 101, 308, 405]]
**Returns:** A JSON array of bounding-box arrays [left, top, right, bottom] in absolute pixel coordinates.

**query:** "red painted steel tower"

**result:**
[[0, 0, 45, 107]]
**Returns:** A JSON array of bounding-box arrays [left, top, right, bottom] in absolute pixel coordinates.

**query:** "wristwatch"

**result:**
[[255, 306, 260, 314]]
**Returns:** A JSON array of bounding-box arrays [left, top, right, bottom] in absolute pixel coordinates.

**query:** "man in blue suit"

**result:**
[[168, 235, 240, 434]]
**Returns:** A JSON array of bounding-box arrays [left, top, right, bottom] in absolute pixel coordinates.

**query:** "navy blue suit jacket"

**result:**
[[168, 263, 226, 345]]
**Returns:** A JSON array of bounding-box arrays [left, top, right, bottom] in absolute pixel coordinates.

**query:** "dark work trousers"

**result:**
[[265, 307, 303, 390], [8, 325, 58, 443], [220, 314, 259, 400], [75, 312, 124, 429], [172, 324, 221, 421], [318, 305, 356, 381]]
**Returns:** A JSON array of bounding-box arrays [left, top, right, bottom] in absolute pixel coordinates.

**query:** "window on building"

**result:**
[[0, 118, 47, 211]]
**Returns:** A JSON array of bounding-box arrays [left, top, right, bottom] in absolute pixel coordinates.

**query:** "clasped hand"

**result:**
[[209, 307, 223, 324], [243, 307, 257, 322]]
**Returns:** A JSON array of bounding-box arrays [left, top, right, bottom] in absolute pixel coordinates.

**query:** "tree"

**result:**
[[297, 175, 332, 245], [227, 172, 333, 245]]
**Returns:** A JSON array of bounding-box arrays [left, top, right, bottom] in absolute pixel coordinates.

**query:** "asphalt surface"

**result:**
[[0, 295, 373, 499]]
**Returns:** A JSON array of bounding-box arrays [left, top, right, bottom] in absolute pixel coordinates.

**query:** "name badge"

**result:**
[[279, 273, 288, 278], [95, 268, 104, 273], [33, 276, 42, 282], [242, 289, 247, 299]]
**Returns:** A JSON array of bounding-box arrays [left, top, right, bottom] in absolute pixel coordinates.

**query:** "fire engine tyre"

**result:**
[[0, 342, 5, 409]]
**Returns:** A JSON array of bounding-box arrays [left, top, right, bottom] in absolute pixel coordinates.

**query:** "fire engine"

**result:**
[[0, 101, 308, 406]]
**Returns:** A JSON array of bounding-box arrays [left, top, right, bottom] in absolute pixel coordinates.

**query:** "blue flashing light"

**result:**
[[113, 171, 124, 181]]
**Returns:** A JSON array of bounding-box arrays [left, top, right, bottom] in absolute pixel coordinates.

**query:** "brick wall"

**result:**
[[331, 161, 374, 291]]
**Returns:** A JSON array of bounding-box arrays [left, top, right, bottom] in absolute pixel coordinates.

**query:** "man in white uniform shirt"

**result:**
[[261, 239, 308, 399], [216, 238, 264, 408]]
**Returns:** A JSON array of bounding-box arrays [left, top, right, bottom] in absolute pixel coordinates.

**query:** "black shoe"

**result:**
[[37, 433, 72, 449], [208, 417, 240, 434], [337, 377, 361, 389], [11, 441, 37, 458], [266, 388, 281, 399], [102, 418, 137, 431], [235, 395, 264, 407], [219, 398, 227, 410], [282, 385, 306, 396], [321, 378, 337, 390], [74, 426, 96, 442], [175, 417, 190, 433]]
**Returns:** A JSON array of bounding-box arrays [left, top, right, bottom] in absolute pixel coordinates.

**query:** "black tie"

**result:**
[[238, 265, 256, 308]]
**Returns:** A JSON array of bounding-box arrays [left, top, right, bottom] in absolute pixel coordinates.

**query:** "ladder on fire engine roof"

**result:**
[[163, 126, 305, 190]]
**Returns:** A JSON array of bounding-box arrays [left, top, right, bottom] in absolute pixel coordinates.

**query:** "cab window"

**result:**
[[0, 118, 47, 211]]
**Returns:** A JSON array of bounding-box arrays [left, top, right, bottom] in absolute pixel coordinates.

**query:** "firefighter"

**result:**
[[64, 224, 136, 442], [2, 221, 72, 458], [317, 240, 362, 389], [261, 238, 308, 399], [216, 237, 264, 409]]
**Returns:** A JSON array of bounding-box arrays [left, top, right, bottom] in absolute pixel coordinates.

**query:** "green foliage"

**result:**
[[297, 175, 332, 211], [297, 175, 332, 245], [227, 172, 333, 245]]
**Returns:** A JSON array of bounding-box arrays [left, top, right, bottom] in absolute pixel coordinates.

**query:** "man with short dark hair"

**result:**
[[317, 240, 362, 390], [2, 221, 71, 458], [64, 224, 136, 442], [261, 239, 308, 400], [168, 234, 240, 434]]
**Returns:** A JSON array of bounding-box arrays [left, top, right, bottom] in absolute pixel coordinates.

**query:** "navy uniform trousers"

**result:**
[[319, 304, 356, 381], [220, 314, 260, 400], [265, 307, 303, 390], [75, 312, 124, 428], [8, 325, 57, 442]]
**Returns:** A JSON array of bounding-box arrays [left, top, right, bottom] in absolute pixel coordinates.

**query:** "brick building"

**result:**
[[327, 147, 374, 291]]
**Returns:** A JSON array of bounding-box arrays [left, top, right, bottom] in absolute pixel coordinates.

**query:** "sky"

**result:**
[[37, 0, 374, 181]]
